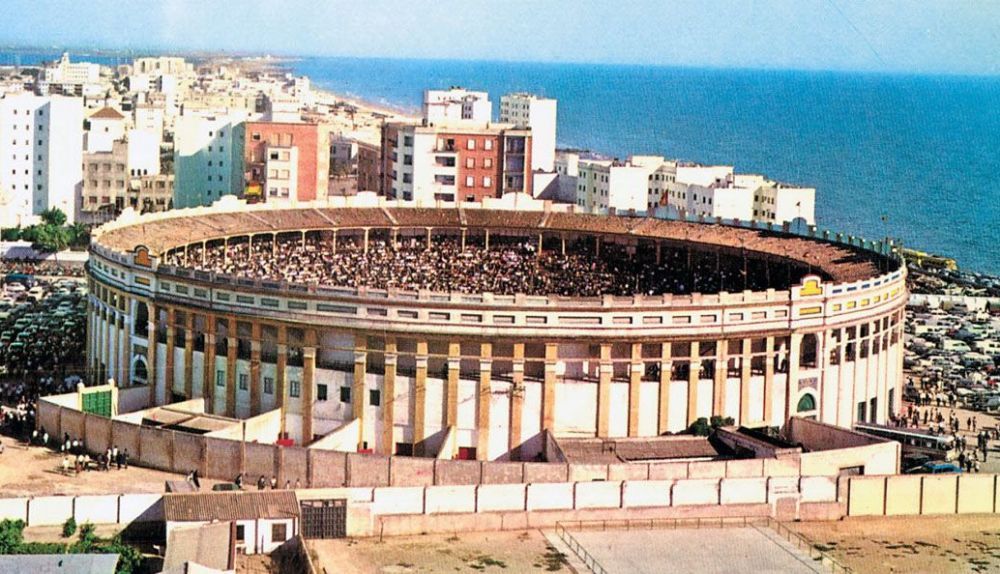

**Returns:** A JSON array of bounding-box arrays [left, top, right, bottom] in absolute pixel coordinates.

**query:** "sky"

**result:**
[[1, 0, 997, 75]]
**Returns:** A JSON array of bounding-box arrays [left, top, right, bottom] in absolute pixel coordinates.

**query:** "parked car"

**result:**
[[905, 461, 963, 475]]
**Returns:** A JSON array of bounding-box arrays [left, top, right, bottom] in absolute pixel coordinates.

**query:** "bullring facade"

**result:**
[[85, 195, 907, 461]]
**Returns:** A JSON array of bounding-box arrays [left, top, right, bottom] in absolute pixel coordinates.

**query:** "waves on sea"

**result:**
[[292, 57, 1000, 275]]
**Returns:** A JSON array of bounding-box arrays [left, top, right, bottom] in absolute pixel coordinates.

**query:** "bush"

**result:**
[[62, 517, 77, 538], [0, 519, 25, 554], [688, 417, 712, 436]]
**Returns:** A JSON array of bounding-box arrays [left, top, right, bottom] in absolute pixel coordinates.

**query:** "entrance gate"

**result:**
[[300, 499, 347, 539]]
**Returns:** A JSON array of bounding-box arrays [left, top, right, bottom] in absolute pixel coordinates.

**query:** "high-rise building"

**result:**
[[0, 93, 83, 226], [242, 120, 328, 203], [380, 121, 532, 203], [173, 111, 247, 209], [499, 93, 557, 173]]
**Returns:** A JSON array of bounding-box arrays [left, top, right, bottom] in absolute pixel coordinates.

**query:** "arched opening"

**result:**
[[797, 393, 817, 413], [800, 333, 818, 368], [131, 355, 149, 385]]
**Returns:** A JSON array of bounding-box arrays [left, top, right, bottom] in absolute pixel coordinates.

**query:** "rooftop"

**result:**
[[163, 490, 300, 522]]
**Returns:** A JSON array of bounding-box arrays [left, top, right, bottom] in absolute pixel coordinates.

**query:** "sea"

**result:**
[[4, 51, 998, 274]]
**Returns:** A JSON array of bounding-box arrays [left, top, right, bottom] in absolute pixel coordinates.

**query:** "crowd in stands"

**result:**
[[165, 235, 809, 297]]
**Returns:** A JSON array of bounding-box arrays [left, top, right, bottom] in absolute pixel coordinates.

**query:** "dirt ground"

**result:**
[[0, 440, 223, 496], [790, 515, 1000, 574], [308, 530, 570, 574]]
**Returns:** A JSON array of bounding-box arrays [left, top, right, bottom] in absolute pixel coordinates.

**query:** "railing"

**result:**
[[554, 516, 853, 574], [554, 521, 608, 574]]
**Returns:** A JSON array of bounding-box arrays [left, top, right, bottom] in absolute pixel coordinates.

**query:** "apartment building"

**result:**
[[663, 165, 816, 224], [499, 93, 557, 172], [85, 107, 126, 153], [575, 155, 677, 213], [242, 120, 328, 203], [380, 121, 532, 203], [422, 88, 491, 125], [173, 111, 248, 208], [0, 93, 83, 227]]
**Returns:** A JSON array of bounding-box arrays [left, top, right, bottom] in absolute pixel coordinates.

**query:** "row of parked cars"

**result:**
[[0, 275, 87, 379]]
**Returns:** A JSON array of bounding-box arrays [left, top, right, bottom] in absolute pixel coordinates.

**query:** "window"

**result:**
[[216, 370, 225, 387], [271, 523, 287, 541], [483, 158, 493, 168], [484, 139, 493, 150], [235, 524, 245, 542], [465, 175, 475, 187], [466, 139, 476, 150], [264, 377, 274, 394], [369, 389, 381, 406], [289, 380, 301, 398], [465, 157, 475, 168], [238, 373, 248, 391], [483, 176, 492, 188], [338, 386, 350, 403]]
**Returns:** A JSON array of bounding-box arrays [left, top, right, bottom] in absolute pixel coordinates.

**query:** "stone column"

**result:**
[[165, 307, 176, 402], [203, 319, 216, 414], [353, 333, 368, 451], [628, 343, 642, 437], [543, 343, 558, 431], [250, 322, 262, 415], [740, 338, 752, 425], [597, 343, 612, 437], [763, 337, 775, 425], [146, 302, 157, 405], [509, 343, 525, 456], [713, 339, 727, 419], [477, 343, 492, 461], [446, 342, 461, 430], [275, 325, 287, 412], [301, 329, 317, 445], [687, 341, 700, 426], [85, 298, 95, 376], [225, 317, 237, 418], [381, 338, 397, 455], [785, 333, 802, 425], [183, 313, 194, 399], [413, 340, 429, 455], [657, 342, 672, 434]]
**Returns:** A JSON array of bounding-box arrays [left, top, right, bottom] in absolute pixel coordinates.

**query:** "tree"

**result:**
[[39, 207, 67, 227], [0, 227, 20, 241], [0, 519, 25, 554], [62, 516, 77, 538], [68, 223, 90, 248], [32, 224, 71, 253]]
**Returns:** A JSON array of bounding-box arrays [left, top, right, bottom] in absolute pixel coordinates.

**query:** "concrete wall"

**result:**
[[847, 474, 1000, 517]]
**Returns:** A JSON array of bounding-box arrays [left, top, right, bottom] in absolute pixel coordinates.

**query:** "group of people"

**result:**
[[166, 234, 809, 297], [234, 472, 301, 491], [0, 260, 85, 278]]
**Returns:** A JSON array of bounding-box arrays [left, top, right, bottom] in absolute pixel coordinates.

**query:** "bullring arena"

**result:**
[[77, 194, 906, 465]]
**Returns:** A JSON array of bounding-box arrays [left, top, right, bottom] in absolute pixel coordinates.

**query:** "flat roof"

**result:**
[[555, 436, 735, 464]]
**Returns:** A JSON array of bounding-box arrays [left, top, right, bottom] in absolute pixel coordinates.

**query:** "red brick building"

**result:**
[[243, 121, 329, 202]]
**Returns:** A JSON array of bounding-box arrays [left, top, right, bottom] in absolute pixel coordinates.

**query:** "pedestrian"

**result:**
[[270, 476, 278, 490], [294, 478, 301, 489], [284, 480, 291, 490], [257, 475, 266, 490], [62, 455, 71, 475], [974, 459, 981, 473], [191, 469, 201, 489], [123, 448, 129, 469], [235, 473, 243, 489]]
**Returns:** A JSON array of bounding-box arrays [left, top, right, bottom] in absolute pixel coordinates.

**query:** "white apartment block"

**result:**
[[423, 88, 491, 125], [43, 53, 100, 85], [133, 56, 192, 77], [575, 155, 676, 213], [500, 93, 557, 172], [0, 93, 83, 227], [134, 105, 165, 144], [85, 107, 126, 153], [173, 111, 247, 209], [664, 166, 816, 225]]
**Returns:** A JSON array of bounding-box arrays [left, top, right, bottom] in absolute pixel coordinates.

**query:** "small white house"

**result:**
[[162, 490, 300, 555]]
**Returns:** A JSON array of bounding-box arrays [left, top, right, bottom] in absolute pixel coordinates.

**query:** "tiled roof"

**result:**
[[163, 490, 300, 522], [90, 107, 125, 120], [557, 436, 728, 464]]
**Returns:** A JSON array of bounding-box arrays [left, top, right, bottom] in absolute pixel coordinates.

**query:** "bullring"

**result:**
[[84, 194, 907, 461]]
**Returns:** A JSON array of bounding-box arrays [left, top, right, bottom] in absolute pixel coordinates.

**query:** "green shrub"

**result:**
[[0, 519, 25, 554], [62, 517, 77, 538]]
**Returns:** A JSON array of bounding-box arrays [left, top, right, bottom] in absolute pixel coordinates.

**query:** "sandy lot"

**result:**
[[308, 530, 570, 574], [0, 440, 222, 496], [790, 515, 1000, 574]]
